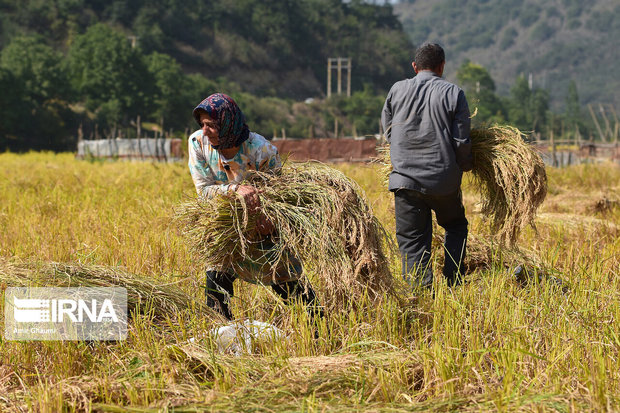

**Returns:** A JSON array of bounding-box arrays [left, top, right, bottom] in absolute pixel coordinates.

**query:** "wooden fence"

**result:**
[[74, 137, 619, 166], [535, 142, 620, 167], [76, 138, 183, 161]]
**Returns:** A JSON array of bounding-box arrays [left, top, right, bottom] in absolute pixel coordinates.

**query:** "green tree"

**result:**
[[0, 35, 71, 101], [0, 68, 27, 150], [146, 52, 193, 130], [564, 80, 582, 132], [530, 88, 549, 133], [507, 75, 548, 133], [340, 84, 385, 136], [507, 75, 531, 130], [0, 36, 74, 150], [67, 23, 155, 128], [0, 0, 418, 149], [456, 61, 505, 124]]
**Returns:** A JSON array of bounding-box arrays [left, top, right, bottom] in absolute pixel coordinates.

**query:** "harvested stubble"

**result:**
[[430, 228, 542, 274], [0, 258, 208, 321], [378, 125, 547, 246], [176, 162, 396, 309]]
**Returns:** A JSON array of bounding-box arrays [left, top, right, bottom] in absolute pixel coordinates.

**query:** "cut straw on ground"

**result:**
[[0, 258, 209, 321]]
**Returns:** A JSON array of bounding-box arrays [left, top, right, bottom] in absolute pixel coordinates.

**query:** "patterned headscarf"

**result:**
[[192, 93, 250, 149]]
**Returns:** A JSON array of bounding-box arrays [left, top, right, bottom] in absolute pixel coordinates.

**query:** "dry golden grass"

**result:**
[[0, 257, 211, 322], [0, 152, 618, 412]]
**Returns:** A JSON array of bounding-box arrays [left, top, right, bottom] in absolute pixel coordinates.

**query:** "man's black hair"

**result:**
[[414, 43, 445, 71]]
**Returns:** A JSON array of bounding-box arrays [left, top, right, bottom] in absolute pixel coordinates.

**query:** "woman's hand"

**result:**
[[236, 185, 274, 235], [236, 185, 260, 212], [256, 214, 275, 235]]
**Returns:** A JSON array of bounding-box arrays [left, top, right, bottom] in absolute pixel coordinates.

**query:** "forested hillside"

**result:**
[[0, 0, 414, 150], [0, 0, 411, 98], [394, 0, 620, 109], [0, 0, 616, 151]]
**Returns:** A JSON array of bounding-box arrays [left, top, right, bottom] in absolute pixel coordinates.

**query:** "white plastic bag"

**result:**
[[209, 320, 285, 355]]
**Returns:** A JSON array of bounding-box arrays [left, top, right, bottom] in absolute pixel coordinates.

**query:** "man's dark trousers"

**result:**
[[394, 188, 468, 288]]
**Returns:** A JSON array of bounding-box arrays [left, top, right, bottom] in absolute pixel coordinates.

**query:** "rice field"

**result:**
[[0, 152, 619, 412]]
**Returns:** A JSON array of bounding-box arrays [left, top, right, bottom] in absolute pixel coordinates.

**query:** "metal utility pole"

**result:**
[[337, 58, 342, 95], [127, 35, 139, 48], [327, 58, 352, 97]]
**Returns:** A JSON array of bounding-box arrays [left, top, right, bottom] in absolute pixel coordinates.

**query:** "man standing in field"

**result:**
[[381, 43, 473, 289]]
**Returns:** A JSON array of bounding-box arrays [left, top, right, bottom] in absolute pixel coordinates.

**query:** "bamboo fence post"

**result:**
[[588, 104, 606, 142]]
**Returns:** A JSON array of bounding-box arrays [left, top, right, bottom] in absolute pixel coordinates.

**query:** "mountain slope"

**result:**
[[394, 0, 620, 109]]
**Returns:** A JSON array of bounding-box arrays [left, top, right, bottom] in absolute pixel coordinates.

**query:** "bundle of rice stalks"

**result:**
[[0, 258, 208, 321], [470, 125, 547, 245], [177, 162, 396, 309], [378, 125, 547, 246]]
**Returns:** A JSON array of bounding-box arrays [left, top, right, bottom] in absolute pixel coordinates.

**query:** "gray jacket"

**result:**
[[382, 71, 472, 196]]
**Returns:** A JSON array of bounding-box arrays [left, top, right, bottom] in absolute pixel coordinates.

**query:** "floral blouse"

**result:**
[[188, 131, 281, 198]]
